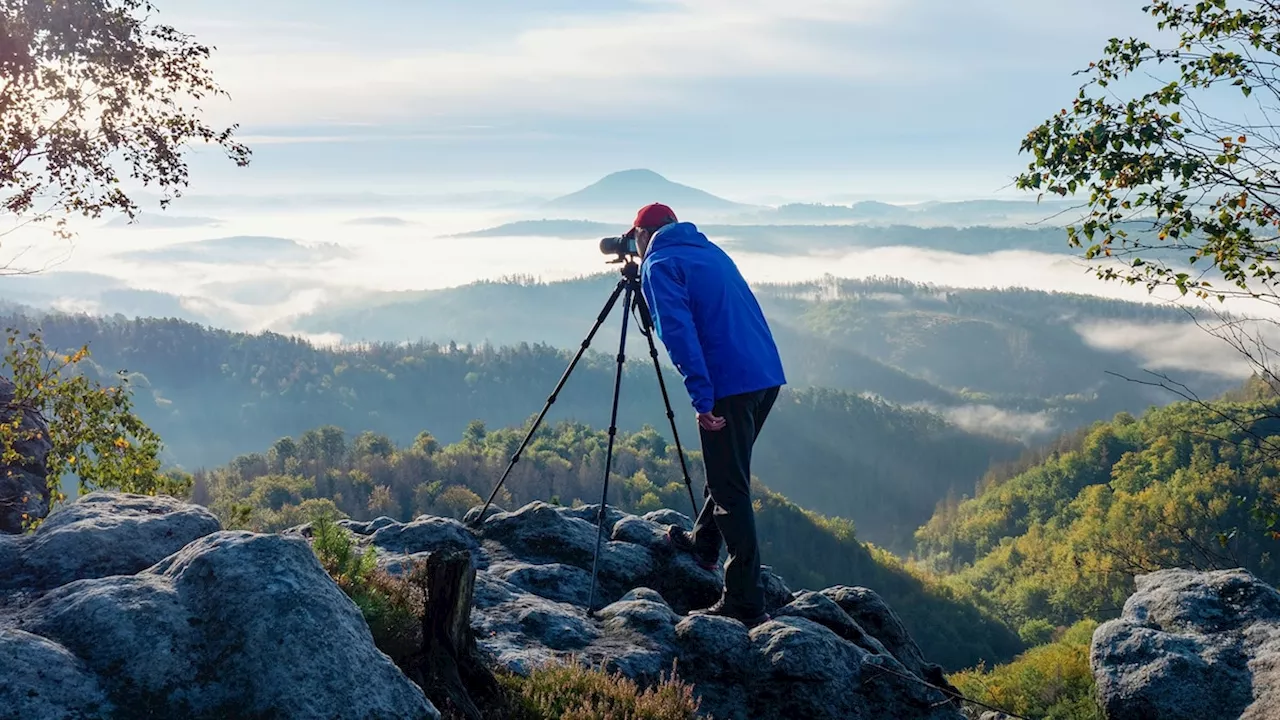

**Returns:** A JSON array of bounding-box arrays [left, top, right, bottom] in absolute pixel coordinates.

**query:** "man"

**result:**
[[624, 202, 786, 628]]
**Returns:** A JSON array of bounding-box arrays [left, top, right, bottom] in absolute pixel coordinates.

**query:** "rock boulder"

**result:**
[[0, 376, 53, 534], [410, 500, 964, 720], [1091, 567, 1280, 720], [1, 492, 438, 720]]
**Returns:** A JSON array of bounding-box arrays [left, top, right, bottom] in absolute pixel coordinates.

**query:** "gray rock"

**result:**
[[1, 491, 221, 592], [489, 560, 592, 606], [463, 503, 504, 525], [559, 502, 628, 535], [369, 515, 479, 555], [653, 551, 723, 614], [620, 587, 668, 604], [762, 566, 793, 612], [2, 491, 965, 720], [479, 501, 656, 605], [15, 529, 437, 719], [473, 569, 522, 609], [822, 584, 936, 680], [0, 469, 48, 536], [336, 516, 396, 535], [776, 591, 891, 655], [472, 589, 599, 675], [1092, 568, 1280, 720], [674, 613, 753, 680], [597, 597, 681, 644], [337, 518, 373, 534], [747, 617, 867, 718], [0, 628, 114, 719], [611, 514, 668, 549], [642, 508, 693, 531], [368, 515, 398, 532], [0, 376, 53, 534]]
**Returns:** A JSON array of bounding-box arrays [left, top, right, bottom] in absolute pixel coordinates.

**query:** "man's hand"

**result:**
[[697, 411, 726, 432]]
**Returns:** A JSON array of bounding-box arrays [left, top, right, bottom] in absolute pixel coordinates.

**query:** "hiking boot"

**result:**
[[689, 598, 771, 629], [665, 526, 718, 571]]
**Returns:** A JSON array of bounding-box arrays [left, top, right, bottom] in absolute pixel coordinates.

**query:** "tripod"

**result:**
[[470, 254, 701, 616]]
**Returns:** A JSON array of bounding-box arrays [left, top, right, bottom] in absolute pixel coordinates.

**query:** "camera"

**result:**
[[600, 235, 638, 257]]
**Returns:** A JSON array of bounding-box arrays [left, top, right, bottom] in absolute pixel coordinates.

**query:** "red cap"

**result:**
[[624, 203, 677, 238]]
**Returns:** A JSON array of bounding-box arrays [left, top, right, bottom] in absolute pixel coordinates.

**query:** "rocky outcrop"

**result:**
[[1091, 568, 1280, 720], [0, 376, 53, 534], [359, 499, 963, 720], [1, 492, 439, 720], [3, 491, 962, 720], [0, 492, 222, 593]]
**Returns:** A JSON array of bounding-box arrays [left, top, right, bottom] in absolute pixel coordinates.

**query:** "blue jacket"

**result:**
[[640, 221, 786, 414]]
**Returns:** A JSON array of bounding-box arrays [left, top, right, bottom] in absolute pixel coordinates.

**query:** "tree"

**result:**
[[0, 1, 243, 526], [1, 327, 187, 530], [1, 0, 250, 248], [1016, 1, 1280, 465], [1018, 1, 1280, 301]]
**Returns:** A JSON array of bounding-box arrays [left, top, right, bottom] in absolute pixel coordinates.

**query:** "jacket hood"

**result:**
[[648, 221, 709, 253]]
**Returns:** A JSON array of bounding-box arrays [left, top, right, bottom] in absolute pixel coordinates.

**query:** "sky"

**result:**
[[153, 0, 1156, 203]]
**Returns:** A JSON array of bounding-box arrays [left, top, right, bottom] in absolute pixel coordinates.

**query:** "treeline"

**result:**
[[3, 310, 1021, 550], [294, 272, 1234, 435], [914, 389, 1280, 631], [200, 420, 1023, 672]]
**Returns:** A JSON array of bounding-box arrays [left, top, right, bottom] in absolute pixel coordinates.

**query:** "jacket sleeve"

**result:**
[[642, 260, 715, 413]]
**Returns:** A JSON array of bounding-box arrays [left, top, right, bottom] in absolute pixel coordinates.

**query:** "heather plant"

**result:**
[[496, 662, 702, 720]]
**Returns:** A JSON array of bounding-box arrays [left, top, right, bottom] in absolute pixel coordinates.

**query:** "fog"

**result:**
[[1076, 319, 1280, 381], [1, 204, 1272, 359]]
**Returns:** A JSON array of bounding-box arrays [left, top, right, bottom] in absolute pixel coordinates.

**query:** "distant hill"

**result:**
[[0, 309, 1023, 552], [448, 219, 615, 239], [343, 216, 416, 227], [544, 169, 748, 213], [286, 274, 1237, 443], [449, 220, 1076, 255]]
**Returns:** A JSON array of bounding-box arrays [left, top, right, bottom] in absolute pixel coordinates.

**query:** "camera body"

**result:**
[[599, 235, 638, 257]]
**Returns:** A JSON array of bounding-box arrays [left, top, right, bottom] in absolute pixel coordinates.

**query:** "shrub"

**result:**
[[2, 327, 182, 531], [1018, 618, 1056, 647], [311, 513, 420, 662], [949, 619, 1102, 720], [495, 662, 702, 720]]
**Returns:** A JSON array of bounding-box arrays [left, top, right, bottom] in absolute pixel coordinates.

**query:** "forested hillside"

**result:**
[[914, 378, 1280, 632], [200, 420, 1024, 671], [292, 275, 1234, 436], [4, 310, 1021, 549]]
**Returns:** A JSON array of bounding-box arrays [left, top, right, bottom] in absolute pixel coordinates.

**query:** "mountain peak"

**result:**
[[598, 168, 667, 182], [545, 169, 745, 211]]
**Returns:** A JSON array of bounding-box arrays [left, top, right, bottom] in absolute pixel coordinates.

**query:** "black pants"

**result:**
[[689, 385, 780, 616]]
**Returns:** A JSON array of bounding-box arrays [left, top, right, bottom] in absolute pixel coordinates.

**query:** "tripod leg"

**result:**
[[586, 282, 634, 616], [634, 291, 700, 518], [470, 277, 629, 527]]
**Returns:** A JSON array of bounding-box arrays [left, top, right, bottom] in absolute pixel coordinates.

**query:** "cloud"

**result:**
[[192, 0, 947, 127]]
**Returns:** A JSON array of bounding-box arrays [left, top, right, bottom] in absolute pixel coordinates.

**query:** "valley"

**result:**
[[3, 168, 1276, 719]]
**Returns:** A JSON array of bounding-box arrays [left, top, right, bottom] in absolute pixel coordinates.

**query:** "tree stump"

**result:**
[[410, 549, 501, 720]]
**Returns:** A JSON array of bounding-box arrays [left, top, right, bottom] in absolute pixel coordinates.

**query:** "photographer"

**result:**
[[624, 202, 787, 628]]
